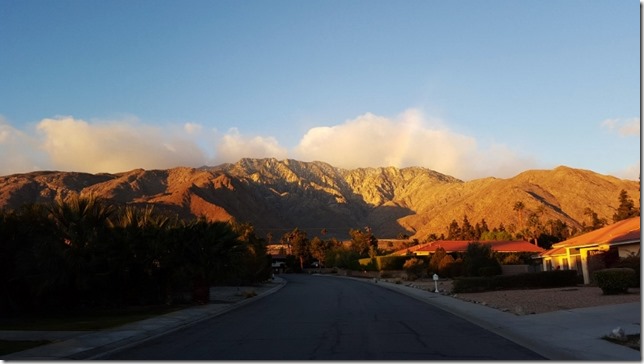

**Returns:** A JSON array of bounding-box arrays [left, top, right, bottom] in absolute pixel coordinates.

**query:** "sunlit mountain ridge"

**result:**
[[0, 158, 639, 240]]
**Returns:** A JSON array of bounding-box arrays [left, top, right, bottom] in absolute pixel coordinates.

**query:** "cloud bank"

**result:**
[[0, 110, 637, 181], [292, 110, 537, 180], [601, 117, 640, 136]]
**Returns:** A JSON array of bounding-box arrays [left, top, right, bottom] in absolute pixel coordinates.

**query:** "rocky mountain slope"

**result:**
[[0, 158, 639, 240]]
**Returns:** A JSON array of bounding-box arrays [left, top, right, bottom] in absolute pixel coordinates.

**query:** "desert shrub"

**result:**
[[437, 254, 455, 276], [593, 268, 636, 295], [403, 257, 426, 281]]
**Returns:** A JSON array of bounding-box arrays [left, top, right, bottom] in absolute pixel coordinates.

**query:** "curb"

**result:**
[[87, 278, 287, 360], [2, 278, 287, 360]]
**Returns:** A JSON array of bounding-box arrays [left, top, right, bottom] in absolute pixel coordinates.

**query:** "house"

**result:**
[[540, 216, 641, 284], [391, 240, 545, 256]]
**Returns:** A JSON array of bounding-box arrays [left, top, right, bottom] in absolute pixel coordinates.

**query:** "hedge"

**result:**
[[593, 268, 636, 295], [453, 270, 580, 293]]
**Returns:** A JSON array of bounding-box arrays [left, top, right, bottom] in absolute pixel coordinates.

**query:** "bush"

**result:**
[[593, 268, 636, 295], [447, 258, 464, 278], [613, 253, 640, 287], [403, 258, 426, 281], [377, 256, 418, 271], [437, 254, 455, 276]]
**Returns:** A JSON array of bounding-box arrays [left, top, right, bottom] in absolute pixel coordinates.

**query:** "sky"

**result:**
[[0, 0, 640, 181]]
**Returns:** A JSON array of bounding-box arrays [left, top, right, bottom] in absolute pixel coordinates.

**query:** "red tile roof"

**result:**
[[392, 240, 545, 255]]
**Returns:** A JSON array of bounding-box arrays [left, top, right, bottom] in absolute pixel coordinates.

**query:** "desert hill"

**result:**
[[0, 158, 639, 240]]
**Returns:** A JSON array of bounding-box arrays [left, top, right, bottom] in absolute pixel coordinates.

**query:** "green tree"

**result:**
[[284, 228, 309, 270], [613, 190, 640, 222], [513, 201, 525, 228], [583, 208, 607, 232], [349, 227, 377, 257], [429, 246, 447, 274], [462, 242, 501, 277], [447, 219, 461, 240], [461, 215, 476, 240]]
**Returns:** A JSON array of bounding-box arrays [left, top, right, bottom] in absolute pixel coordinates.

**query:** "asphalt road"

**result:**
[[107, 274, 544, 360]]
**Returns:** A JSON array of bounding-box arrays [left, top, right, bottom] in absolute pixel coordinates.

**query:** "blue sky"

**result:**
[[0, 0, 640, 180]]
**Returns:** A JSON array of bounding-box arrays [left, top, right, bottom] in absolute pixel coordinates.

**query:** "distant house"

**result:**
[[540, 216, 640, 284], [391, 240, 545, 256], [266, 244, 291, 273]]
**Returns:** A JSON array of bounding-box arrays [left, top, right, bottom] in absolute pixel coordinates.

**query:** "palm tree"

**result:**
[[513, 201, 525, 229], [45, 194, 115, 306]]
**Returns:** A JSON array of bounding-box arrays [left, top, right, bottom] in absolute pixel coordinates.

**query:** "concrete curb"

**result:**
[[338, 275, 640, 361]]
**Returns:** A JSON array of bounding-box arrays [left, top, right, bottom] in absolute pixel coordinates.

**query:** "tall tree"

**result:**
[[461, 215, 476, 240], [447, 219, 461, 240], [349, 227, 377, 257], [285, 228, 309, 270], [613, 189, 640, 222], [583, 208, 607, 231], [513, 201, 525, 229]]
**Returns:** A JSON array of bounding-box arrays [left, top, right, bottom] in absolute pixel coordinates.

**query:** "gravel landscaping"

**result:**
[[387, 278, 641, 316]]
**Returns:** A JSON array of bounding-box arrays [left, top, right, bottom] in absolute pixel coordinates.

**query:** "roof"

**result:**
[[391, 240, 545, 255], [551, 216, 640, 249], [541, 216, 641, 256]]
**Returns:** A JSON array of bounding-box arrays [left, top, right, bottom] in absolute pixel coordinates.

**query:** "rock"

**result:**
[[610, 327, 627, 341]]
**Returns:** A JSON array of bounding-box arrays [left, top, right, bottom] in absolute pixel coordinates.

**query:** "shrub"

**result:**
[[403, 258, 426, 281], [613, 253, 640, 287], [593, 268, 636, 295], [447, 258, 464, 278], [437, 254, 455, 276]]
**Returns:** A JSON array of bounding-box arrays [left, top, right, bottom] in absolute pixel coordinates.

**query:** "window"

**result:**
[[562, 258, 569, 270]]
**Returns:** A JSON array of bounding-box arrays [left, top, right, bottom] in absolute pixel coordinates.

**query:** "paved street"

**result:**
[[107, 275, 544, 360]]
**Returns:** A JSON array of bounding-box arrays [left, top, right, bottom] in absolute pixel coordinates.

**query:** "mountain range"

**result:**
[[0, 158, 639, 240]]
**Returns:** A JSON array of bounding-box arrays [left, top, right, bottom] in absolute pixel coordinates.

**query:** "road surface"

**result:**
[[107, 274, 544, 360]]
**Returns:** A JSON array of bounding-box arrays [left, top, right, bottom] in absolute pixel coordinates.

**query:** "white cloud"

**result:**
[[184, 122, 202, 134], [35, 116, 208, 173], [213, 128, 288, 164], [601, 117, 640, 136], [610, 163, 641, 181], [0, 116, 45, 175], [292, 109, 536, 180]]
